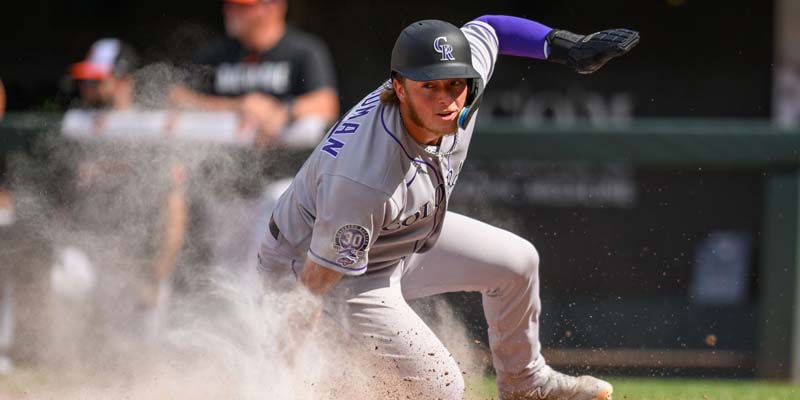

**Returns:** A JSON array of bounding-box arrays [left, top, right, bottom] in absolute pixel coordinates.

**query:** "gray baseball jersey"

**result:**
[[266, 21, 498, 276]]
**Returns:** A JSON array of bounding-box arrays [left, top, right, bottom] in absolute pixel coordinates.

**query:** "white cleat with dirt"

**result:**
[[499, 366, 613, 400]]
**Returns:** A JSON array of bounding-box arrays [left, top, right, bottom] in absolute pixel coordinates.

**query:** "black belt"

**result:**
[[268, 215, 280, 240]]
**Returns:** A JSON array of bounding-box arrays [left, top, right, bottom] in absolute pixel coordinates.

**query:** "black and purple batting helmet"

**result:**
[[390, 20, 484, 128]]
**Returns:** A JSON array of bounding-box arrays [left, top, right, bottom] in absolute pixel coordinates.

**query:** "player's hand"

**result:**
[[278, 307, 322, 365], [547, 28, 639, 74], [271, 290, 323, 367], [0, 189, 13, 209], [239, 93, 291, 147]]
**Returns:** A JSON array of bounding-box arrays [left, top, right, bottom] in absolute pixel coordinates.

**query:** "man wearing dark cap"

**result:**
[[64, 39, 189, 337], [169, 0, 339, 270]]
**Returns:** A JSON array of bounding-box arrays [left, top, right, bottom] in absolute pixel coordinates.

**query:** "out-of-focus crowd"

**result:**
[[0, 0, 339, 374]]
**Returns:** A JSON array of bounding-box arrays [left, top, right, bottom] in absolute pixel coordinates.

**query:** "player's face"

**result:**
[[77, 78, 117, 109], [400, 78, 468, 139]]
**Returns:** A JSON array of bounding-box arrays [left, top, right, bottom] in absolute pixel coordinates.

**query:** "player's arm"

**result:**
[[290, 87, 339, 125], [141, 162, 188, 307], [168, 85, 289, 147], [299, 258, 343, 295], [300, 174, 392, 278], [169, 86, 336, 122], [280, 174, 388, 361], [168, 85, 240, 111], [266, 87, 339, 148], [151, 162, 189, 280], [290, 260, 341, 331], [276, 37, 340, 148], [277, 257, 341, 365], [291, 34, 339, 125], [284, 175, 390, 341], [243, 86, 339, 148], [473, 15, 639, 74], [168, 84, 337, 147]]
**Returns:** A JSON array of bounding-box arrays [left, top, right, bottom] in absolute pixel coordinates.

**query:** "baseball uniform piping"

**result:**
[[379, 105, 442, 186], [380, 105, 445, 251], [308, 248, 368, 272], [406, 170, 418, 187]]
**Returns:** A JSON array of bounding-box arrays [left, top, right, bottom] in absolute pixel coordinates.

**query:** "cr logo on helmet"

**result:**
[[433, 36, 455, 61]]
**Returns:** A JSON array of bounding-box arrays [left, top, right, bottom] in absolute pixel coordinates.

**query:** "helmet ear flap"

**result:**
[[466, 78, 478, 103], [458, 78, 484, 129]]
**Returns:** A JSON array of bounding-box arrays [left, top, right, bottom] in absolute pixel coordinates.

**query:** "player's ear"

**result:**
[[393, 78, 406, 102]]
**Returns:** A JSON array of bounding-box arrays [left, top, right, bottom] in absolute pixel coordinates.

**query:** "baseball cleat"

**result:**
[[499, 366, 613, 400]]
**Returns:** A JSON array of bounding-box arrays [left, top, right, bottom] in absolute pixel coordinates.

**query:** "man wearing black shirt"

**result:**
[[171, 0, 339, 147], [169, 0, 339, 269]]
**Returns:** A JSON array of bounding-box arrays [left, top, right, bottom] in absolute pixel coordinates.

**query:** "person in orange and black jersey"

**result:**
[[63, 39, 190, 340]]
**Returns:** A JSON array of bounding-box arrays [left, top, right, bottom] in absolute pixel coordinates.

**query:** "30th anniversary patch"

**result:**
[[332, 224, 370, 267]]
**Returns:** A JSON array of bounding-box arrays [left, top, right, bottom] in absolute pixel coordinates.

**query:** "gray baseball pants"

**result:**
[[259, 211, 545, 398]]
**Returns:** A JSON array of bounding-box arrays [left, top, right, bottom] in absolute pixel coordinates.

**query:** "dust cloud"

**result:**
[[0, 63, 489, 400]]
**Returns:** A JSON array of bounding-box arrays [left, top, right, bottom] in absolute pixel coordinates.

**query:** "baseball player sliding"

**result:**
[[258, 15, 638, 400]]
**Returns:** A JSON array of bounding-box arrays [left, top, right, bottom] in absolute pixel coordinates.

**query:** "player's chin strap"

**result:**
[[457, 78, 485, 130]]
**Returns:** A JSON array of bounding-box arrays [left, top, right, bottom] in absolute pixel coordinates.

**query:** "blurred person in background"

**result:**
[[0, 150, 16, 374], [61, 38, 189, 341], [70, 39, 139, 110], [0, 158, 50, 376], [0, 80, 35, 376], [0, 78, 5, 119], [169, 0, 339, 271], [0, 104, 50, 374], [170, 0, 339, 147]]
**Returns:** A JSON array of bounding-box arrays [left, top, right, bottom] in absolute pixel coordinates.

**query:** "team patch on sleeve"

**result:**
[[332, 224, 370, 267]]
